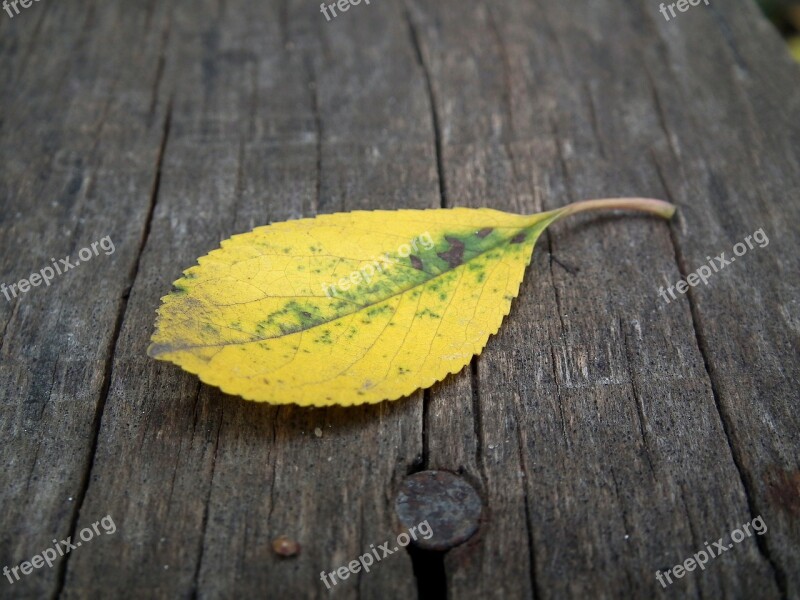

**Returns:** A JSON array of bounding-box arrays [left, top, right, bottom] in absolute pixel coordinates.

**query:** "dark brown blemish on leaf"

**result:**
[[476, 227, 493, 238], [410, 255, 424, 270], [510, 232, 527, 244], [438, 236, 465, 268]]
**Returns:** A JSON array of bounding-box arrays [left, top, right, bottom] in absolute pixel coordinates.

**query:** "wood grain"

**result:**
[[0, 0, 797, 598]]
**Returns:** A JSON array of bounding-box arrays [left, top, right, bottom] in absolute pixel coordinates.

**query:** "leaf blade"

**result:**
[[149, 208, 552, 405], [148, 199, 675, 406]]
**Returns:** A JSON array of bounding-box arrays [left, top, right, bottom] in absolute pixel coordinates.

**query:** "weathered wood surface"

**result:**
[[1, 0, 798, 598]]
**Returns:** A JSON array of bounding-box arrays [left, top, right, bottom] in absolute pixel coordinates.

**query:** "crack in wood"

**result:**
[[657, 162, 788, 597], [404, 5, 447, 209], [54, 100, 173, 599]]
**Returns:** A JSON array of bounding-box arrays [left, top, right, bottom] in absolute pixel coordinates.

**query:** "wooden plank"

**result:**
[[60, 0, 436, 597], [0, 0, 797, 598], [407, 0, 798, 597], [0, 2, 173, 597], [639, 3, 800, 597]]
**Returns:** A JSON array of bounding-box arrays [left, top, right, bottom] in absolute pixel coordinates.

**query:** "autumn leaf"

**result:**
[[148, 198, 675, 406]]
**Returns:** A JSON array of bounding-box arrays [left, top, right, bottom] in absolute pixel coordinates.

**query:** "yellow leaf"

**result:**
[[148, 198, 675, 406]]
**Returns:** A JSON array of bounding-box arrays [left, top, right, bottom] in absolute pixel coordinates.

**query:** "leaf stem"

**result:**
[[555, 197, 676, 220]]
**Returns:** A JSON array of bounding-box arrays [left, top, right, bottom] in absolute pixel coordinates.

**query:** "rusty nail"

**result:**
[[394, 470, 482, 551]]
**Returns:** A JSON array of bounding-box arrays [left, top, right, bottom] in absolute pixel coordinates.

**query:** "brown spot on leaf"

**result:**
[[437, 236, 465, 268], [510, 232, 526, 244], [476, 227, 493, 238], [410, 255, 424, 270]]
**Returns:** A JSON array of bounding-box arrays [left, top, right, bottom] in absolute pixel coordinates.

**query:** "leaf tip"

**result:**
[[147, 342, 170, 359]]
